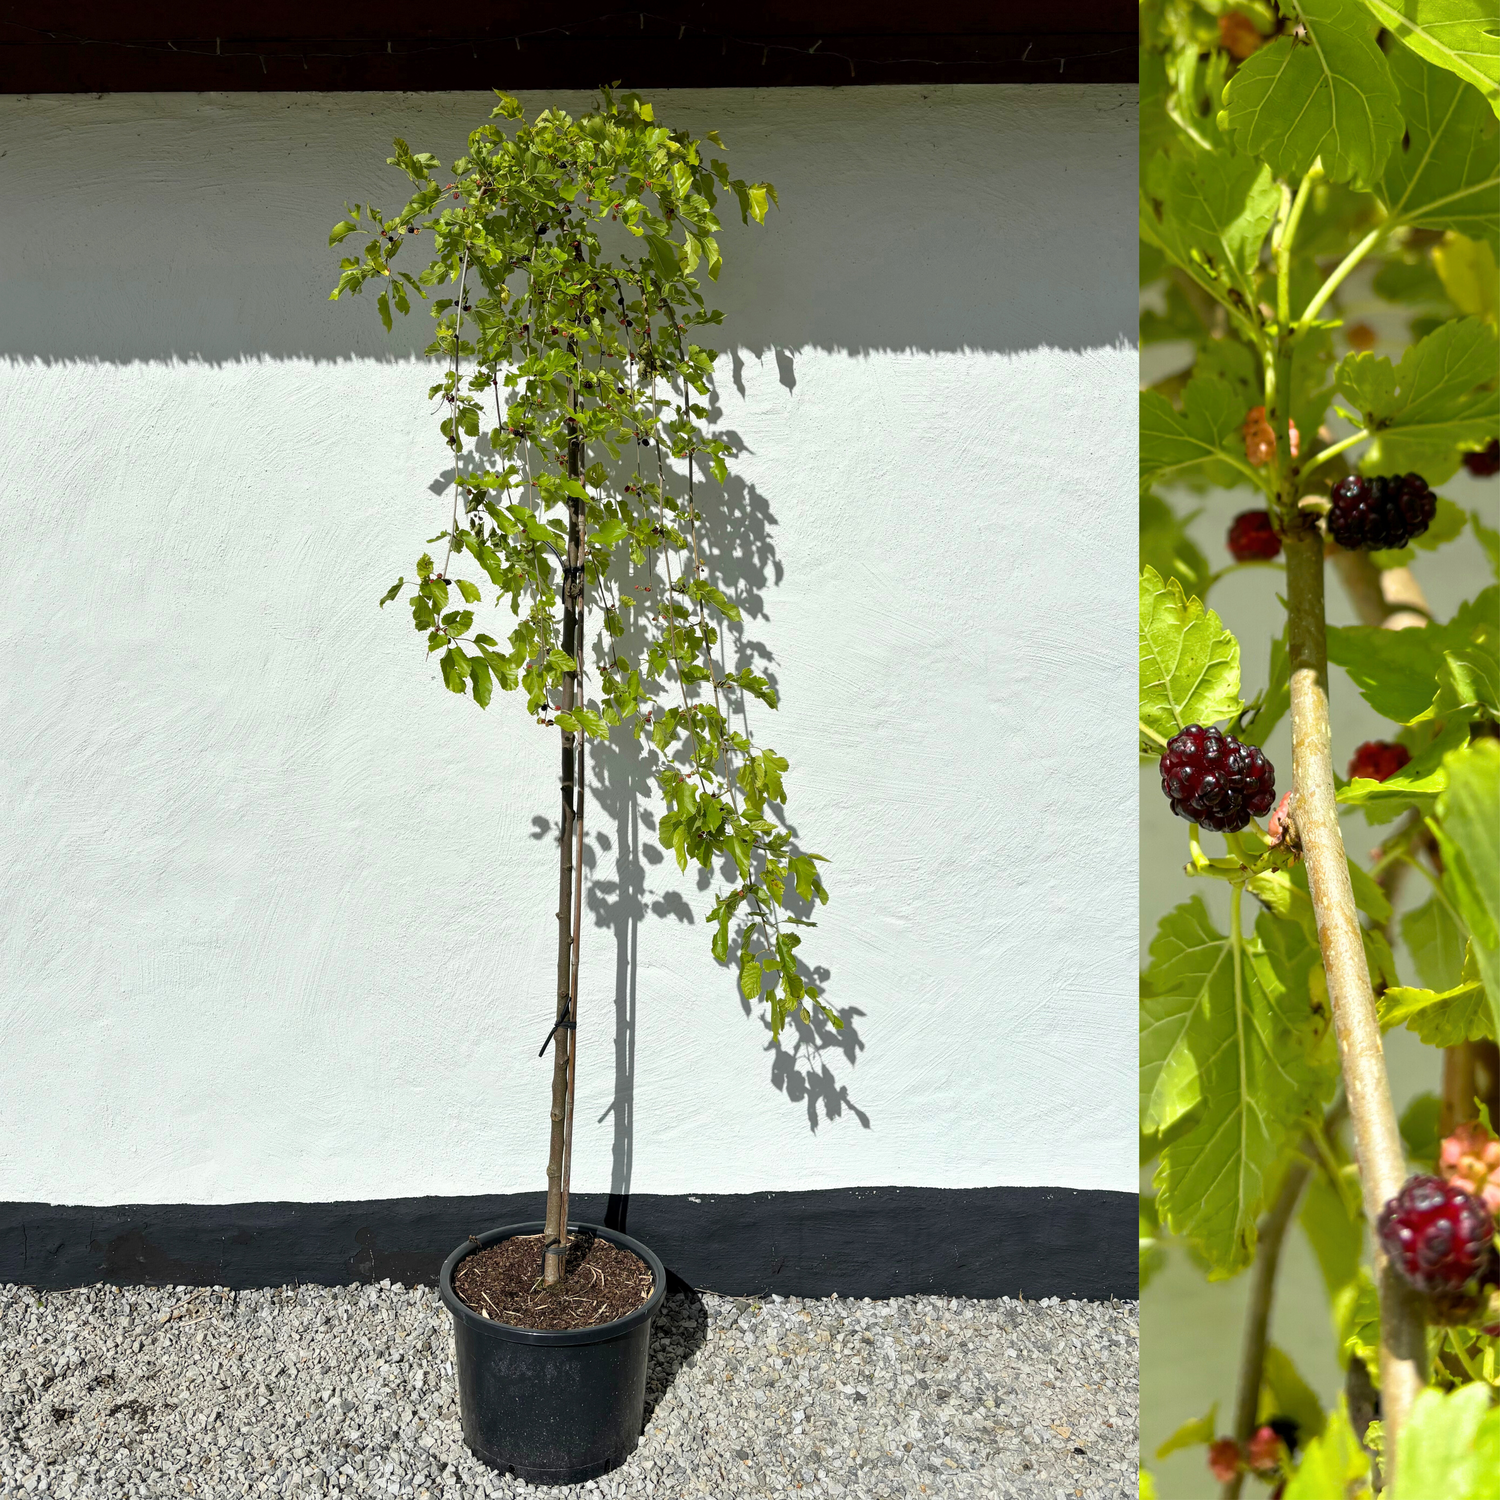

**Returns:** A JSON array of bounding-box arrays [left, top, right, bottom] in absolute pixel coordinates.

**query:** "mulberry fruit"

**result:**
[[1462, 439, 1499, 478], [1246, 1425, 1288, 1475], [1243, 406, 1299, 467], [1377, 1174, 1499, 1322], [1327, 473, 1436, 550], [1159, 725, 1277, 832], [1227, 510, 1282, 562], [1347, 741, 1411, 783], [1441, 1122, 1500, 1215], [1207, 1439, 1242, 1483]]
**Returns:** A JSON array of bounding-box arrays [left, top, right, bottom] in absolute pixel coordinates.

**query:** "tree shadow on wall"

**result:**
[[493, 369, 870, 1226]]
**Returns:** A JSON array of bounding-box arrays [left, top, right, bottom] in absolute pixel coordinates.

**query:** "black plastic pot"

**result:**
[[438, 1221, 666, 1486]]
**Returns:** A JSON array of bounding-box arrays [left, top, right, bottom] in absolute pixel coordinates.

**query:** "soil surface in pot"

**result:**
[[453, 1231, 654, 1332]]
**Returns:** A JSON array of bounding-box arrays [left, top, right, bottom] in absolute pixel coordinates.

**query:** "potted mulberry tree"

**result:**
[[329, 89, 833, 1485]]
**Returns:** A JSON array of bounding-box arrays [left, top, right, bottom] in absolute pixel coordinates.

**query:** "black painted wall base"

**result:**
[[1, 1186, 1136, 1301]]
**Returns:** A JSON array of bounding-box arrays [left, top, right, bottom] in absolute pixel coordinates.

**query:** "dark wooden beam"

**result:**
[[0, 4, 1137, 90]]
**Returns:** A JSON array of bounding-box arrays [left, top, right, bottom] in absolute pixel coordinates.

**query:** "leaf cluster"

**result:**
[[334, 89, 829, 1037]]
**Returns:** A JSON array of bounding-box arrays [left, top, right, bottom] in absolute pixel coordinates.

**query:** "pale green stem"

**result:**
[[1447, 1328, 1486, 1386], [1140, 720, 1171, 750], [1205, 559, 1287, 598], [1274, 167, 1320, 330], [1299, 429, 1372, 480], [1186, 824, 1214, 876], [1299, 225, 1385, 329]]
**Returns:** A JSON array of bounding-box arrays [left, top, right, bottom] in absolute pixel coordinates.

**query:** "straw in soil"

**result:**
[[451, 1232, 652, 1331]]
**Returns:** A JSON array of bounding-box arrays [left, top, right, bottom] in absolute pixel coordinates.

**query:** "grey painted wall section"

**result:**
[[0, 87, 1137, 1212]]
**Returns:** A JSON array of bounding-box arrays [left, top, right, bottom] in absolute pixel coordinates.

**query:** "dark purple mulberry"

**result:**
[[1327, 473, 1436, 550], [1377, 1174, 1499, 1323], [1462, 439, 1499, 478], [1159, 725, 1277, 833]]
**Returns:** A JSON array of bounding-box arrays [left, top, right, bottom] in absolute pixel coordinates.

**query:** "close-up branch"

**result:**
[[1282, 526, 1426, 1459]]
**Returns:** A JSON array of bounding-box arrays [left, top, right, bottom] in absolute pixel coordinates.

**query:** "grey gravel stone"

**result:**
[[0, 1280, 1137, 1499]]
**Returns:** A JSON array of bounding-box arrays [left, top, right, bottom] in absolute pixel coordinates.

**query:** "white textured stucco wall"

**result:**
[[0, 86, 1137, 1207]]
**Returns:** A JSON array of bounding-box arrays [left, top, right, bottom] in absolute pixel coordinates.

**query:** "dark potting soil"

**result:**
[[452, 1231, 653, 1332]]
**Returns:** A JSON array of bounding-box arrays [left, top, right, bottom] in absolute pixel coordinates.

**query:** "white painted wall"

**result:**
[[0, 86, 1137, 1207]]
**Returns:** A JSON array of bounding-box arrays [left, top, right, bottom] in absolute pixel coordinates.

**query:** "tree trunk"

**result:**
[[1282, 528, 1426, 1452], [542, 428, 585, 1287]]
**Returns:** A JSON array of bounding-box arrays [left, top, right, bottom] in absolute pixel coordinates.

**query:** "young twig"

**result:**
[[1223, 1157, 1312, 1500]]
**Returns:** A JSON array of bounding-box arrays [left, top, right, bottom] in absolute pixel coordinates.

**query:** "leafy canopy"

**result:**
[[333, 90, 832, 1038]]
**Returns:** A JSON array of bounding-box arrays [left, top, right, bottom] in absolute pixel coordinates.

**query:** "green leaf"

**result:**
[[1378, 38, 1500, 248], [644, 233, 681, 280], [1338, 718, 1469, 812], [439, 647, 470, 695], [591, 517, 629, 548], [1471, 509, 1500, 578], [1401, 1090, 1445, 1163], [329, 220, 359, 245], [1403, 890, 1470, 991], [1140, 899, 1226, 1135], [1139, 566, 1245, 741], [1433, 232, 1499, 321], [416, 553, 434, 581], [1155, 1404, 1218, 1461], [1140, 378, 1254, 486], [1140, 493, 1211, 599], [1428, 626, 1500, 722], [1395, 1381, 1497, 1500], [1373, 252, 1453, 306], [1258, 1346, 1329, 1443], [1335, 1271, 1381, 1381], [1379, 944, 1493, 1044], [1139, 1196, 1167, 1292], [1326, 610, 1479, 722], [1223, 0, 1403, 188], [1241, 630, 1291, 749], [378, 578, 405, 608], [1154, 907, 1334, 1276], [1360, 0, 1500, 122], [739, 946, 763, 1003], [474, 542, 507, 587], [692, 581, 742, 622], [469, 655, 493, 708], [1284, 1403, 1372, 1500], [1433, 738, 1500, 1039], [1299, 1163, 1364, 1303], [456, 578, 482, 604], [546, 648, 577, 675], [1140, 150, 1280, 328], [377, 292, 392, 333], [1334, 317, 1500, 483]]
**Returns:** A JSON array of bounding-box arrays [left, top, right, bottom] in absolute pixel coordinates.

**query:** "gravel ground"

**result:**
[[0, 1280, 1138, 1500]]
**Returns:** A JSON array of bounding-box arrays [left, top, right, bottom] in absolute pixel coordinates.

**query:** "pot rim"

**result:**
[[438, 1221, 666, 1347]]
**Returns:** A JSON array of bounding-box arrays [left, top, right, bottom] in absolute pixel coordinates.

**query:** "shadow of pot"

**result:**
[[438, 1221, 667, 1486]]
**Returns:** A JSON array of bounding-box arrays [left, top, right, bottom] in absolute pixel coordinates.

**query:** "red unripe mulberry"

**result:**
[[1346, 741, 1411, 783], [1227, 510, 1281, 562]]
